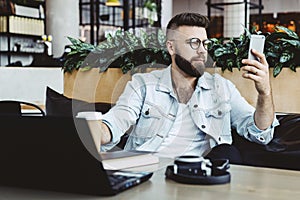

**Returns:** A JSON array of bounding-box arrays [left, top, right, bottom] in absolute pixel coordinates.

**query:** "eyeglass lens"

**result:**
[[188, 38, 210, 50]]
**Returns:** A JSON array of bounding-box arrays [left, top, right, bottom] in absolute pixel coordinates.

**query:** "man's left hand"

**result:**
[[241, 49, 271, 96]]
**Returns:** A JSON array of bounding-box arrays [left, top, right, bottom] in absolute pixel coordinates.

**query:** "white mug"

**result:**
[[76, 111, 103, 152], [76, 111, 103, 120]]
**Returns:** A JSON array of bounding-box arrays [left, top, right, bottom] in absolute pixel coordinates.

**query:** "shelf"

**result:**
[[0, 32, 42, 38], [0, 51, 44, 55], [0, 14, 44, 20], [11, 0, 45, 9], [0, 1, 46, 66], [78, 0, 161, 45]]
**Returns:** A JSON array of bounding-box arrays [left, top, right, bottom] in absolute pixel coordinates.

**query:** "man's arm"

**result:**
[[241, 49, 275, 130], [100, 122, 112, 144], [254, 92, 275, 130]]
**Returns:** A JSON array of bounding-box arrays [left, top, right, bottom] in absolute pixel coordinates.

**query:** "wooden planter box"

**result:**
[[64, 67, 300, 113], [206, 68, 300, 114], [64, 68, 131, 104]]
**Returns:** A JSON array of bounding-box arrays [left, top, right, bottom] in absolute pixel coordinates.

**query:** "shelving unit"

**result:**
[[206, 0, 263, 38], [79, 0, 161, 45], [0, 0, 46, 66]]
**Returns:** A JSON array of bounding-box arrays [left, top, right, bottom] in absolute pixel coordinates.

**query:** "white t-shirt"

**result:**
[[156, 103, 210, 158]]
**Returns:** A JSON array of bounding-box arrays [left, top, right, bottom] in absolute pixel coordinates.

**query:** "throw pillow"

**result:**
[[46, 86, 113, 116]]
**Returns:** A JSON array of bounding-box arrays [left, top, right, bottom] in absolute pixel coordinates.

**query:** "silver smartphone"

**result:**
[[248, 34, 265, 60]]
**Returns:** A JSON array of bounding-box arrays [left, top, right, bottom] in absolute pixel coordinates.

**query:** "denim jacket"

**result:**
[[101, 66, 279, 152]]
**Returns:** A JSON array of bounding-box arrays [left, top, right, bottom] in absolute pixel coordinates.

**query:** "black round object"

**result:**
[[165, 156, 231, 185]]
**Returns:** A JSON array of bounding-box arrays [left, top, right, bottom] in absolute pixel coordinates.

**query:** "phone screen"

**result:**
[[248, 35, 265, 60]]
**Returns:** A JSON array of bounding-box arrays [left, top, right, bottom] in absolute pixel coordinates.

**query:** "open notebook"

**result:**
[[0, 116, 153, 196]]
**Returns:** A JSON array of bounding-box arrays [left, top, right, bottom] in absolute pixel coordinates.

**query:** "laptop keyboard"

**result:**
[[109, 174, 141, 191]]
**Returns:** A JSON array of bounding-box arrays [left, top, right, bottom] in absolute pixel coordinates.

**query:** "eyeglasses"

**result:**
[[185, 38, 211, 51]]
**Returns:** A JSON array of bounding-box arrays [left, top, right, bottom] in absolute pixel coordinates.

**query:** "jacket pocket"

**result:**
[[134, 105, 164, 139], [205, 102, 231, 119], [204, 102, 232, 143]]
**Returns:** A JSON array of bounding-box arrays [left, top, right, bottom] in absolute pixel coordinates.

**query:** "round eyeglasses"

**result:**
[[185, 38, 211, 51]]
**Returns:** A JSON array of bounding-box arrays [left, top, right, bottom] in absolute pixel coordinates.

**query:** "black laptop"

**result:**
[[0, 116, 153, 196]]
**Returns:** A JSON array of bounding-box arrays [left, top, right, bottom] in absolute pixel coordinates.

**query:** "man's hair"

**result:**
[[166, 12, 210, 38]]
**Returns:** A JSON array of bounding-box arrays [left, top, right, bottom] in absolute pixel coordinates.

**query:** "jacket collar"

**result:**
[[196, 71, 214, 90], [155, 66, 173, 93], [155, 65, 214, 93]]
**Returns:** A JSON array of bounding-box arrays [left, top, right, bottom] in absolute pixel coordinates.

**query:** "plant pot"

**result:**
[[206, 68, 300, 113], [64, 68, 131, 104], [64, 67, 300, 113]]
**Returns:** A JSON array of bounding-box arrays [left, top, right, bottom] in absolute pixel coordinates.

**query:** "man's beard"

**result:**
[[175, 54, 206, 77]]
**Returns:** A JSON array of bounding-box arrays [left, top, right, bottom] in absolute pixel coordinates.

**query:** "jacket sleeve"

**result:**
[[101, 74, 146, 151], [227, 79, 279, 145]]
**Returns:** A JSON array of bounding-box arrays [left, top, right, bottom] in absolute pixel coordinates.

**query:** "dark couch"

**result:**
[[233, 114, 300, 170], [46, 87, 300, 171]]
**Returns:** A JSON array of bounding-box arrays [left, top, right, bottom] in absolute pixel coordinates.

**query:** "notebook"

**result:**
[[0, 116, 153, 196]]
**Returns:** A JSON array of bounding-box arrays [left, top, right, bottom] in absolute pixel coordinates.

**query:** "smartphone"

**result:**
[[248, 34, 265, 61]]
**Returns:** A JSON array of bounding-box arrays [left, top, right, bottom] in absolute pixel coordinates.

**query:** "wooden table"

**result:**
[[0, 161, 299, 200]]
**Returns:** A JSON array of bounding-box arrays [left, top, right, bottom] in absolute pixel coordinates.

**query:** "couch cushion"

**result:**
[[46, 87, 113, 116], [233, 114, 300, 170], [266, 114, 300, 152]]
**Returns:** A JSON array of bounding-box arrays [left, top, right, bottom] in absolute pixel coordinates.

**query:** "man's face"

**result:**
[[167, 26, 209, 77]]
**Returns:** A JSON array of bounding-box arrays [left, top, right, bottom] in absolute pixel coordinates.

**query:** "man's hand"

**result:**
[[241, 49, 271, 96], [241, 49, 275, 130]]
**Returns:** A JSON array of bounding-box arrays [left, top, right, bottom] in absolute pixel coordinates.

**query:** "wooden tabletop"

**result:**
[[0, 162, 299, 200], [101, 164, 300, 200]]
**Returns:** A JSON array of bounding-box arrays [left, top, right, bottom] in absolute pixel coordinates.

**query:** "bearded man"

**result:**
[[97, 12, 279, 163]]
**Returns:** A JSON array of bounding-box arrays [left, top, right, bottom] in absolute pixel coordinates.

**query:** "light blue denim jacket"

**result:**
[[101, 66, 279, 152]]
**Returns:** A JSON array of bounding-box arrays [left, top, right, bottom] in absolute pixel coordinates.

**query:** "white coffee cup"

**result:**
[[76, 111, 103, 121], [76, 111, 103, 152]]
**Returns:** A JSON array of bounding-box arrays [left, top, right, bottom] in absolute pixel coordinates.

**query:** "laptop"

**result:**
[[0, 116, 153, 196]]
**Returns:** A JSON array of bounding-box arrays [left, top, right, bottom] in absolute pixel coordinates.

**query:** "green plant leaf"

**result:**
[[266, 51, 280, 58], [80, 66, 92, 72], [113, 32, 123, 47], [273, 64, 283, 77], [157, 29, 166, 47], [144, 0, 157, 11], [124, 31, 139, 52], [106, 33, 113, 43], [275, 26, 299, 39], [97, 41, 112, 49], [279, 51, 294, 63], [140, 30, 150, 48], [67, 51, 79, 56], [266, 32, 289, 42], [289, 63, 298, 72], [67, 36, 82, 46], [280, 38, 300, 49], [214, 48, 225, 57]]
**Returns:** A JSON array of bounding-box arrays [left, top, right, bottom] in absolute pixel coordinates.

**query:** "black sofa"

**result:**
[[46, 87, 300, 171], [233, 114, 300, 170]]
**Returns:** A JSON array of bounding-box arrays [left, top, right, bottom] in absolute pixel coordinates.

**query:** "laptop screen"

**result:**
[[0, 116, 113, 195]]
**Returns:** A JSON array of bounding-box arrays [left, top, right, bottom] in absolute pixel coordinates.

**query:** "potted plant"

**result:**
[[143, 0, 158, 25], [62, 28, 171, 104], [62, 26, 300, 113], [64, 25, 300, 77], [208, 26, 300, 77], [63, 28, 171, 74], [206, 26, 300, 113]]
